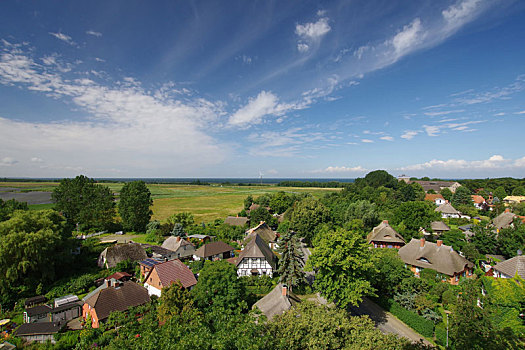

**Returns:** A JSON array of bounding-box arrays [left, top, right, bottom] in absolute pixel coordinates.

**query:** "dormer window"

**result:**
[[418, 257, 430, 264]]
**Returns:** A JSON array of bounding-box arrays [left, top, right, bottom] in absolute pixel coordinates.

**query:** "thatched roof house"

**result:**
[[98, 243, 148, 269]]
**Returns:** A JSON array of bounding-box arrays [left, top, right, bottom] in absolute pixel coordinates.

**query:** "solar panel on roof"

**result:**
[[139, 258, 161, 267]]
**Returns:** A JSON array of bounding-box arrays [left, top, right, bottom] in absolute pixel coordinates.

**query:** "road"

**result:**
[[349, 298, 432, 345]]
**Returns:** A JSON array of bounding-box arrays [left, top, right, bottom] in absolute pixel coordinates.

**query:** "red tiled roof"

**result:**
[[471, 195, 485, 204], [425, 194, 444, 201], [154, 259, 197, 289], [106, 272, 132, 281]]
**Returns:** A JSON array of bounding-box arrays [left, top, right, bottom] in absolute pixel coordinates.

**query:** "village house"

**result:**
[[409, 180, 462, 193], [398, 238, 474, 285], [98, 243, 148, 269], [244, 221, 278, 249], [161, 236, 196, 260], [82, 280, 150, 328], [193, 241, 234, 261], [486, 255, 525, 279], [367, 220, 405, 249], [503, 195, 525, 206], [236, 233, 277, 277], [425, 193, 446, 206], [435, 201, 461, 219], [430, 221, 451, 236], [491, 208, 523, 232], [23, 295, 82, 324], [224, 216, 249, 227], [253, 284, 300, 321], [142, 259, 197, 297], [471, 195, 486, 209]]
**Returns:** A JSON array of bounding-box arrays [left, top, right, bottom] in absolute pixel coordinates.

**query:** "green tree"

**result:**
[[392, 201, 440, 240], [305, 228, 375, 308], [267, 301, 411, 350], [167, 212, 194, 229], [440, 229, 467, 251], [158, 281, 195, 322], [244, 195, 254, 210], [472, 226, 498, 254], [0, 210, 72, 306], [289, 197, 331, 243], [52, 175, 115, 230], [512, 186, 525, 196], [452, 186, 472, 206], [497, 223, 525, 258], [363, 170, 397, 188], [494, 186, 507, 200], [0, 198, 28, 222], [370, 248, 412, 297], [192, 260, 246, 312], [440, 187, 453, 201], [344, 200, 380, 231], [118, 181, 153, 232], [249, 206, 272, 225], [276, 232, 307, 290], [269, 191, 297, 214]]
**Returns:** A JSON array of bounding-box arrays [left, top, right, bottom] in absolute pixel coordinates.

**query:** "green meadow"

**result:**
[[0, 182, 340, 224]]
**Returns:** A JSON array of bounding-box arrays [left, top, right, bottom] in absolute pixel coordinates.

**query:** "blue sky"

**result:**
[[1, 0, 525, 178]]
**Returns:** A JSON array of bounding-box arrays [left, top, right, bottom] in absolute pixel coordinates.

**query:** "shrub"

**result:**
[[442, 289, 457, 306], [434, 323, 447, 347], [390, 301, 434, 338]]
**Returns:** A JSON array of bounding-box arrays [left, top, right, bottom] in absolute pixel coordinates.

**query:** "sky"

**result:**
[[1, 0, 525, 179]]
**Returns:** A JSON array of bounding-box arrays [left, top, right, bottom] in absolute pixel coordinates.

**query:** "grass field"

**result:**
[[0, 182, 340, 223]]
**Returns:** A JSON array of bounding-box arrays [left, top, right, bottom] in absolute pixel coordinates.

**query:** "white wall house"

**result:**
[[237, 257, 274, 277], [236, 233, 277, 278]]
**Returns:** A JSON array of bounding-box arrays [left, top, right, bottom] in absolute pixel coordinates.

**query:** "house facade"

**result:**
[[161, 236, 196, 260], [236, 234, 277, 277], [487, 256, 525, 279], [425, 193, 446, 206], [398, 238, 474, 285], [435, 201, 461, 219]]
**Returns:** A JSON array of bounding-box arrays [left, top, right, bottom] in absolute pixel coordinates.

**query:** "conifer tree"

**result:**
[[276, 231, 307, 290]]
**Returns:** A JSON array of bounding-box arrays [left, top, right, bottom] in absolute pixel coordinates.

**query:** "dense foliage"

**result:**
[[118, 181, 153, 232]]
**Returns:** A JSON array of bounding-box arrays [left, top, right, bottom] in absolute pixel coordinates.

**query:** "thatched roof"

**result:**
[[161, 236, 194, 252], [435, 202, 460, 215], [398, 238, 473, 276], [493, 256, 525, 279], [224, 216, 249, 227], [492, 210, 516, 229], [367, 220, 405, 244], [244, 221, 277, 244], [430, 221, 450, 232], [98, 243, 147, 269], [253, 284, 300, 321]]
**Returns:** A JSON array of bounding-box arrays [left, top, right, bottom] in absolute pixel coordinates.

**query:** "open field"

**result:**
[[0, 182, 341, 223]]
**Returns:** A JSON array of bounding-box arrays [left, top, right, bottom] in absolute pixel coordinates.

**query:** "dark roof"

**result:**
[[430, 221, 450, 232], [15, 322, 62, 336], [142, 244, 177, 258], [367, 221, 405, 244], [492, 211, 516, 229], [398, 239, 474, 276], [99, 243, 148, 268], [253, 284, 300, 321], [410, 180, 458, 193], [237, 234, 277, 269], [244, 222, 277, 244], [493, 256, 525, 279], [139, 258, 163, 268], [150, 259, 197, 289], [224, 216, 249, 227], [194, 241, 234, 258], [84, 281, 150, 321], [25, 305, 51, 317], [25, 295, 46, 307], [458, 224, 473, 231]]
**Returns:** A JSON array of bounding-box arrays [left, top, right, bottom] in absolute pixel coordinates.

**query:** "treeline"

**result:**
[[459, 177, 525, 195], [277, 180, 350, 188]]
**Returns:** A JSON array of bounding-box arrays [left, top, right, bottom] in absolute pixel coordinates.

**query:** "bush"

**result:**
[[434, 323, 447, 347], [442, 289, 457, 306], [390, 301, 434, 338]]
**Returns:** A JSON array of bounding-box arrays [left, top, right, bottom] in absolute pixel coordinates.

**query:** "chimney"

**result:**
[[176, 236, 181, 242], [383, 220, 388, 224], [282, 285, 288, 297], [437, 240, 443, 247], [420, 238, 425, 247]]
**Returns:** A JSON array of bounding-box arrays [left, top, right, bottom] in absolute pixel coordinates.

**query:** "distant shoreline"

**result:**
[[1, 177, 357, 184]]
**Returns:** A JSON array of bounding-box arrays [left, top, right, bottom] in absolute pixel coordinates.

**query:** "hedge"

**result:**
[[389, 301, 434, 338], [435, 323, 447, 347]]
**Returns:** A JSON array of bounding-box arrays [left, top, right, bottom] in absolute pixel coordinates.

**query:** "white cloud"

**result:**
[[295, 16, 331, 52], [0, 42, 228, 176], [86, 30, 102, 37], [424, 109, 464, 116], [514, 110, 525, 115], [94, 57, 105, 62], [361, 139, 374, 143], [380, 136, 394, 141], [49, 32, 75, 45], [391, 18, 425, 57], [422, 120, 484, 136], [442, 0, 483, 28], [401, 130, 419, 140], [454, 75, 525, 105], [313, 165, 367, 174], [398, 154, 524, 172], [0, 156, 17, 166], [30, 157, 43, 162]]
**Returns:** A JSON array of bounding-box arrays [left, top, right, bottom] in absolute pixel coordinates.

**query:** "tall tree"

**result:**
[[0, 198, 28, 222], [305, 228, 375, 308], [167, 212, 194, 229], [276, 232, 307, 290], [494, 186, 507, 201], [0, 210, 72, 306], [511, 186, 525, 196], [158, 281, 195, 322], [452, 186, 472, 206], [118, 181, 153, 232], [52, 175, 115, 230], [344, 200, 380, 231], [392, 201, 440, 240], [440, 187, 453, 201], [289, 197, 331, 243], [363, 170, 397, 188]]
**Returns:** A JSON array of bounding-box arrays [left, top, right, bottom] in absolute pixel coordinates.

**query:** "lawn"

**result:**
[[0, 182, 341, 224]]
